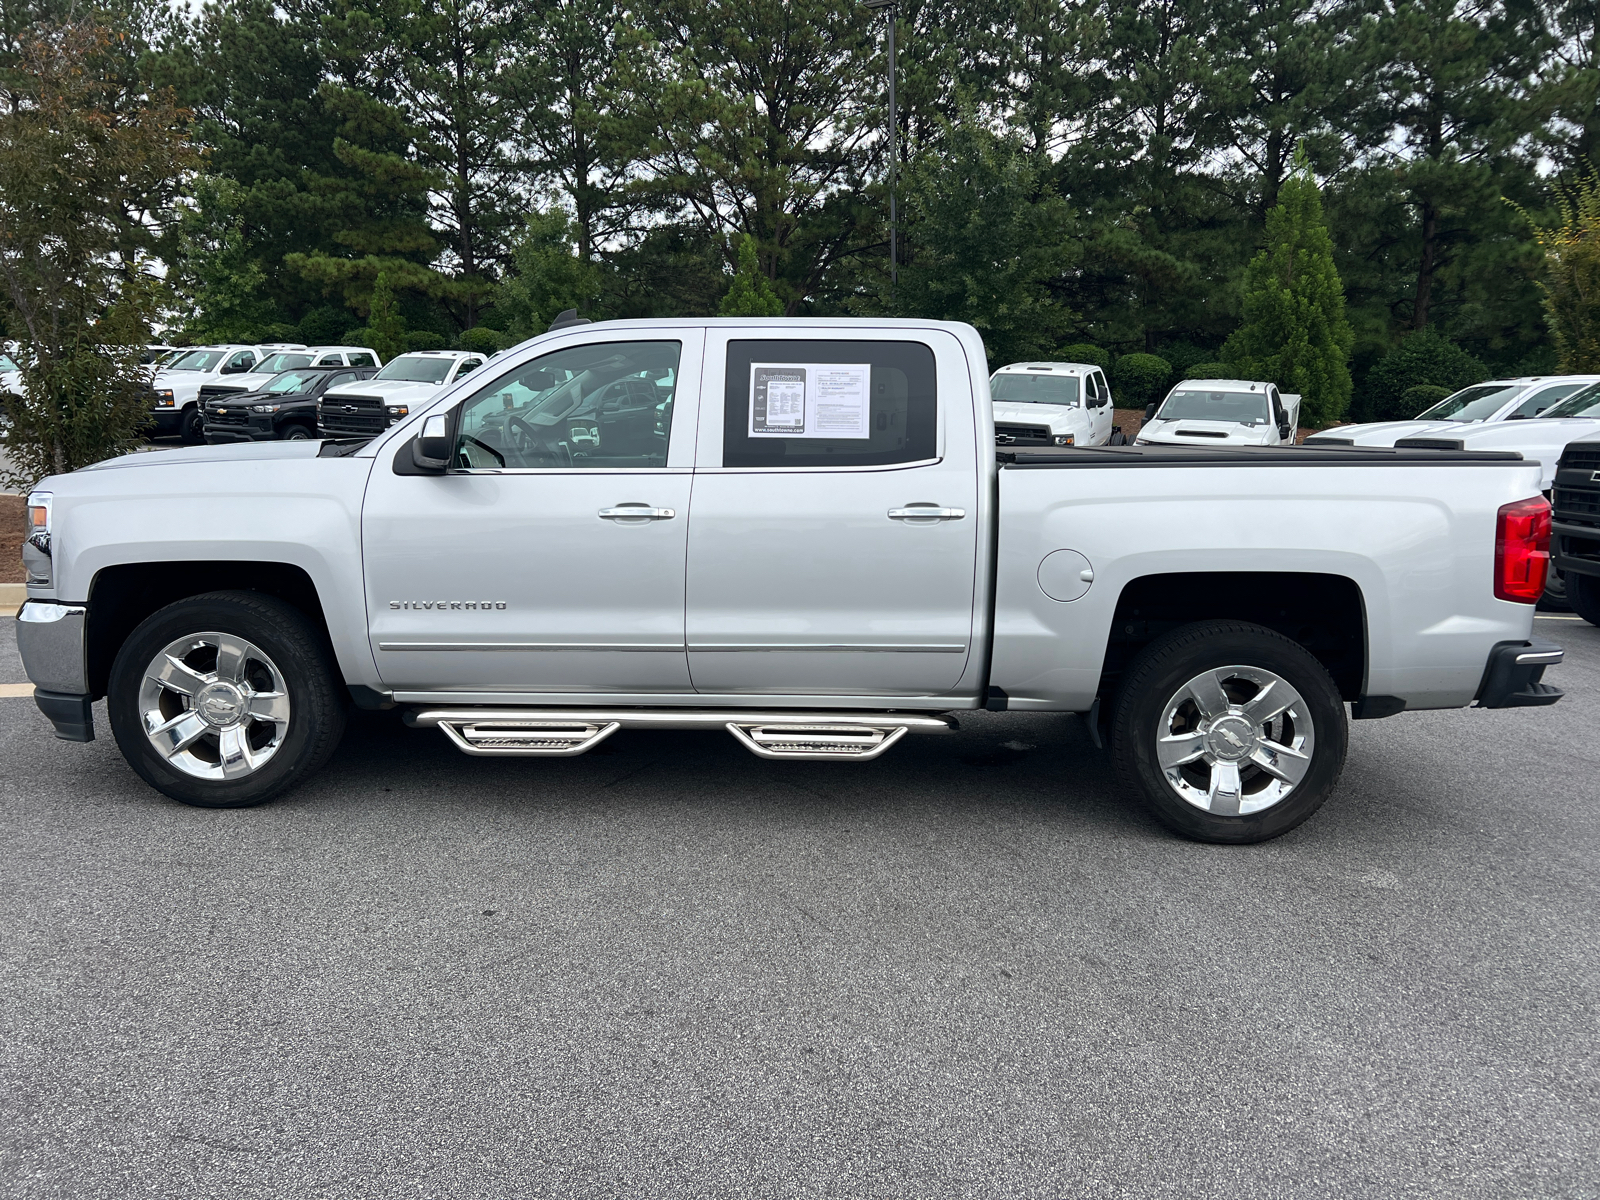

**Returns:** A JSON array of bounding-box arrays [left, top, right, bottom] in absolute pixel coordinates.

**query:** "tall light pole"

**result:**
[[863, 0, 898, 299]]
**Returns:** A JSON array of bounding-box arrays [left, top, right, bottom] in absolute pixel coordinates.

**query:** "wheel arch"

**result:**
[[86, 561, 337, 700], [1099, 571, 1367, 704]]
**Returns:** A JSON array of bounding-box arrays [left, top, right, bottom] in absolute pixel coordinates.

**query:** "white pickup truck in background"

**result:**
[[16, 319, 1564, 844], [1313, 375, 1600, 448], [1136, 379, 1300, 447], [989, 361, 1122, 447], [317, 350, 487, 438]]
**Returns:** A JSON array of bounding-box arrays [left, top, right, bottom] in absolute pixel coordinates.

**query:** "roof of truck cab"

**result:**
[[1171, 379, 1270, 391], [992, 362, 1099, 374]]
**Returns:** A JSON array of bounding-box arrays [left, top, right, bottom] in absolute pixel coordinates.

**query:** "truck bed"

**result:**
[[999, 444, 1528, 467]]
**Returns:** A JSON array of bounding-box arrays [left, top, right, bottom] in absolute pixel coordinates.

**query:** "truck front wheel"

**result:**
[[1110, 620, 1348, 844], [1568, 573, 1600, 627], [179, 404, 205, 444], [107, 591, 346, 808]]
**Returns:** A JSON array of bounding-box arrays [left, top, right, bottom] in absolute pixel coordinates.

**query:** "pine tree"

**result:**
[[719, 235, 785, 317], [1223, 148, 1354, 426], [367, 271, 407, 363], [1528, 171, 1600, 372]]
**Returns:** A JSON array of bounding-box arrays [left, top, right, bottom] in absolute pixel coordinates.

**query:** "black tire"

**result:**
[[1108, 427, 1128, 446], [281, 424, 312, 440], [1110, 620, 1348, 844], [1569, 572, 1600, 627], [108, 591, 346, 808], [179, 404, 206, 444], [1538, 568, 1571, 613]]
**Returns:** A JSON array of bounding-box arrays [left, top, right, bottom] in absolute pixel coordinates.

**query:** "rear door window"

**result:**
[[722, 339, 936, 468]]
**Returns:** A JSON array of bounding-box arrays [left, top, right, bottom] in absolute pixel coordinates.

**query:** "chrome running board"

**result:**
[[405, 707, 954, 760], [725, 721, 909, 760]]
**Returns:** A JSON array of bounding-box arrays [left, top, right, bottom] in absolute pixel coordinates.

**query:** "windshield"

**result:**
[[256, 352, 314, 373], [0, 353, 17, 372], [376, 355, 453, 384], [1157, 388, 1271, 425], [991, 373, 1080, 406], [167, 350, 226, 371], [1414, 384, 1517, 422], [262, 370, 321, 395], [1541, 382, 1600, 419]]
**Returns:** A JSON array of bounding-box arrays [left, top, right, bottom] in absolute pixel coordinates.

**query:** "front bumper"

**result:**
[[1552, 518, 1600, 581], [204, 417, 276, 443], [16, 600, 94, 740], [148, 407, 185, 434], [1474, 637, 1564, 709]]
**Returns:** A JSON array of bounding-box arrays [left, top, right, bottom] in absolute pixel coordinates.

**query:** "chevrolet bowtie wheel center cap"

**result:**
[[1203, 714, 1258, 761], [196, 681, 247, 727]]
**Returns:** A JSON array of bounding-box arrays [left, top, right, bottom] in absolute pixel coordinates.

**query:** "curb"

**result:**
[[1, 582, 26, 616]]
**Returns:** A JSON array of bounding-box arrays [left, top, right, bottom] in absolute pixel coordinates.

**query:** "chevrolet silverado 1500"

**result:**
[[16, 319, 1564, 843]]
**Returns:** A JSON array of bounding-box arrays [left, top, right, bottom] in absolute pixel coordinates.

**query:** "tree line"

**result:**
[[0, 0, 1598, 482]]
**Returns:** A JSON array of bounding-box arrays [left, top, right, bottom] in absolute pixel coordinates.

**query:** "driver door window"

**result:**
[[453, 341, 681, 470]]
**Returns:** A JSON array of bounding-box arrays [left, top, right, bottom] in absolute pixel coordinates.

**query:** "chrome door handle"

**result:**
[[598, 505, 676, 521], [888, 506, 966, 521]]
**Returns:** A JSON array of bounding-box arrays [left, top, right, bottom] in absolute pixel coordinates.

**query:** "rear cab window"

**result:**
[[719, 339, 938, 468]]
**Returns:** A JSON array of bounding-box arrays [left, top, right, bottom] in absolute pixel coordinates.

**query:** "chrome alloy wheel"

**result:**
[[1154, 665, 1315, 816], [137, 632, 291, 781]]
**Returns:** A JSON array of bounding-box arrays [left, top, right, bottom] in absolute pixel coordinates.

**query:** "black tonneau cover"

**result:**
[[999, 444, 1526, 468]]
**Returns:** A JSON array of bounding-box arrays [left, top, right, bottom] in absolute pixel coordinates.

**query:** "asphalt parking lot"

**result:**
[[1, 616, 1596, 1200]]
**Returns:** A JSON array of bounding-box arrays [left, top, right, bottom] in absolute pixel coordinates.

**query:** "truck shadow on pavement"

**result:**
[[310, 705, 1159, 839]]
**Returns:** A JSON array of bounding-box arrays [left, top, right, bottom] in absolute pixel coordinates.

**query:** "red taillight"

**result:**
[[1494, 496, 1551, 603]]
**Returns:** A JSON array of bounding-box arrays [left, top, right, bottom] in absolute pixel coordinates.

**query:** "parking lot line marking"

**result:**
[[1535, 614, 1584, 620], [0, 683, 35, 698]]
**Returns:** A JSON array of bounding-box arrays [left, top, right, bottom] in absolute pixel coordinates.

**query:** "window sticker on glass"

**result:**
[[749, 363, 871, 439]]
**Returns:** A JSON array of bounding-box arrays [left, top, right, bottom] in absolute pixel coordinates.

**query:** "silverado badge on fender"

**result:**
[[389, 600, 508, 610]]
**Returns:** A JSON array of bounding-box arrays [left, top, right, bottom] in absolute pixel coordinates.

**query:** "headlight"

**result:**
[[1053, 434, 1074, 446], [251, 404, 280, 414], [24, 490, 51, 585], [154, 389, 174, 407], [387, 405, 408, 417]]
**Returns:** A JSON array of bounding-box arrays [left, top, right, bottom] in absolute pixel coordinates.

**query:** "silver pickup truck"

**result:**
[[16, 319, 1565, 843]]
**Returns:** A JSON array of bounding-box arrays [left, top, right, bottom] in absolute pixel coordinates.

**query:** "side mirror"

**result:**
[[1279, 423, 1292, 441], [411, 413, 452, 472], [1144, 403, 1158, 422]]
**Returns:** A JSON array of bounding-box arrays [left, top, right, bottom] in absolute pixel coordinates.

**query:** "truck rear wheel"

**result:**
[[1110, 620, 1348, 844], [107, 591, 346, 808]]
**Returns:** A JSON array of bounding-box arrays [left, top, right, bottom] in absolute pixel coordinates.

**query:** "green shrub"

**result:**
[[1159, 341, 1219, 374], [405, 330, 447, 352], [1399, 384, 1452, 417], [1356, 329, 1488, 422], [1183, 362, 1233, 380], [455, 326, 507, 355], [1115, 353, 1173, 405], [1058, 343, 1111, 372]]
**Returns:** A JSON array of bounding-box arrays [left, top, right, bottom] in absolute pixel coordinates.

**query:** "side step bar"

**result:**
[[404, 708, 955, 760]]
